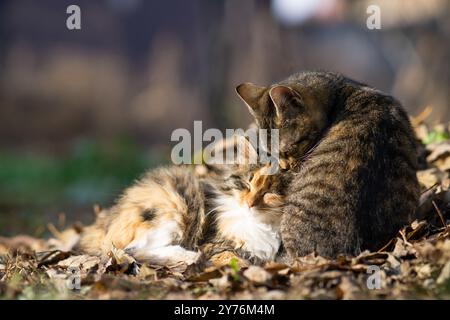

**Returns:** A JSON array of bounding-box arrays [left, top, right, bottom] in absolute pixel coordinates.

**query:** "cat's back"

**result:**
[[285, 78, 420, 255]]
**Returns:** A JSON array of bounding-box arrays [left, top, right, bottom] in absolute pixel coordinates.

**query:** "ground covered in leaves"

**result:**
[[1, 117, 450, 300]]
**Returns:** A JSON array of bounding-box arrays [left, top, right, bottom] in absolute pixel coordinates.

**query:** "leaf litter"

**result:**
[[1, 118, 450, 300]]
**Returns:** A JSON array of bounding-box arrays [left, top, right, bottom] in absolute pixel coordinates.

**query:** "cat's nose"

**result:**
[[246, 198, 256, 208]]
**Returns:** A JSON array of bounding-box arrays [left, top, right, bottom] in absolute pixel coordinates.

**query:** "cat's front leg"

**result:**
[[279, 204, 312, 262], [125, 244, 201, 266], [121, 219, 201, 266]]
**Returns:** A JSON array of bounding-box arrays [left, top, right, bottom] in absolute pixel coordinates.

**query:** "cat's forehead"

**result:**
[[251, 166, 274, 184], [251, 173, 270, 189]]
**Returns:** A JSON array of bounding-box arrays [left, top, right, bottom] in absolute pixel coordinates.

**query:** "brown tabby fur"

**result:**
[[236, 71, 420, 259]]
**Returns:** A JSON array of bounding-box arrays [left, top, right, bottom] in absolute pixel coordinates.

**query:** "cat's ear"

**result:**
[[235, 83, 267, 118], [269, 85, 302, 122]]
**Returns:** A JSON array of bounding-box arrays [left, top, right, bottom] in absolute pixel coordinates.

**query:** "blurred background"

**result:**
[[0, 0, 448, 236]]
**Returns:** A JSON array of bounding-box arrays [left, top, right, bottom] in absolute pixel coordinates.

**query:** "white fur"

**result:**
[[131, 245, 200, 265], [125, 220, 200, 265], [214, 195, 281, 261], [127, 220, 180, 250]]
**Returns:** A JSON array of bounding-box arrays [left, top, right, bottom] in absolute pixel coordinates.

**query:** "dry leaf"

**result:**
[[427, 143, 450, 163], [47, 227, 81, 252], [417, 168, 448, 189], [209, 274, 230, 290], [436, 261, 450, 285], [187, 268, 222, 282], [57, 254, 100, 271], [105, 246, 139, 275], [243, 266, 271, 284], [210, 251, 248, 268], [0, 235, 48, 254], [37, 250, 72, 267]]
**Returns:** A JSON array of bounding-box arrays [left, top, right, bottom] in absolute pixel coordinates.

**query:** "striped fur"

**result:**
[[236, 71, 420, 259]]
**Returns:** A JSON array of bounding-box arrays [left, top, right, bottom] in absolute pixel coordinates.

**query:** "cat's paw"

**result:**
[[124, 245, 201, 266]]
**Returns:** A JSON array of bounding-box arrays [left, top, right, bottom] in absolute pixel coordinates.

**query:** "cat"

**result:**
[[78, 165, 205, 265], [236, 71, 420, 260], [200, 162, 288, 264], [77, 137, 287, 265]]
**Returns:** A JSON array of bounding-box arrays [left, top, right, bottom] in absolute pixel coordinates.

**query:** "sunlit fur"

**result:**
[[78, 161, 288, 265], [78, 166, 205, 266], [236, 71, 420, 259], [201, 163, 289, 263]]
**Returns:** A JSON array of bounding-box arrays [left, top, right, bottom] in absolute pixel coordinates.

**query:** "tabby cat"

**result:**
[[78, 139, 286, 265], [236, 71, 420, 259]]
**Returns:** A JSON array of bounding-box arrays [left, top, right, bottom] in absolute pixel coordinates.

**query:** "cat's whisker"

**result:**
[[205, 206, 223, 216]]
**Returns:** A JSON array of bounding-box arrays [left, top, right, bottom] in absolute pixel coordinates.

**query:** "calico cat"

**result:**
[[236, 71, 420, 259], [78, 165, 205, 265], [78, 139, 287, 265]]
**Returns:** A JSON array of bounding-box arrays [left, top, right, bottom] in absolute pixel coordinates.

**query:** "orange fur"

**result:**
[[78, 166, 204, 261]]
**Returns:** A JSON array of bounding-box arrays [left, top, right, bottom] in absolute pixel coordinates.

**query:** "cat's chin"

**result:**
[[213, 195, 281, 262]]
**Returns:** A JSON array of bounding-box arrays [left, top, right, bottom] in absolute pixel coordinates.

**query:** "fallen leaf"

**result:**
[[208, 274, 230, 290], [0, 235, 48, 254], [58, 254, 100, 272], [47, 226, 81, 252], [37, 250, 72, 267], [186, 268, 222, 282], [210, 251, 248, 268], [436, 261, 450, 285], [105, 246, 139, 275], [243, 266, 272, 284], [426, 142, 450, 163], [417, 168, 448, 189]]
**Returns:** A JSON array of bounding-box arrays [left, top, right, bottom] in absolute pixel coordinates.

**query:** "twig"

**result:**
[[377, 238, 395, 253], [399, 230, 413, 247], [432, 200, 447, 229]]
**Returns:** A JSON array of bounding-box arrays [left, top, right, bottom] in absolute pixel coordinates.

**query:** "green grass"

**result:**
[[0, 137, 167, 235], [423, 129, 450, 145]]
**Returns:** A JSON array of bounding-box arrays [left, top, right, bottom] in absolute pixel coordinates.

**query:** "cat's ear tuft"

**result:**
[[235, 83, 267, 117], [269, 85, 302, 121]]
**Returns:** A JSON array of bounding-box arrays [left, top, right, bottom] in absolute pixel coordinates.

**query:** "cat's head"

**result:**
[[216, 163, 284, 211], [203, 133, 286, 211], [236, 72, 339, 162]]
